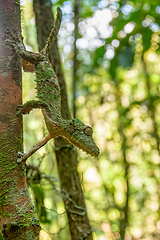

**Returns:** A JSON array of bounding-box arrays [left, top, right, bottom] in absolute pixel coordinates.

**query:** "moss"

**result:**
[[0, 130, 40, 227], [15, 0, 20, 6], [35, 61, 61, 105]]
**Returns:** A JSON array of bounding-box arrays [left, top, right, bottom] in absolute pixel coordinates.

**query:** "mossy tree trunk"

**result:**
[[0, 1, 40, 239], [33, 0, 93, 239]]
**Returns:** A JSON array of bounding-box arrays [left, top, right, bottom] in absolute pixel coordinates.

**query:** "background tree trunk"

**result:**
[[33, 0, 93, 239], [0, 1, 40, 239], [73, 0, 80, 118]]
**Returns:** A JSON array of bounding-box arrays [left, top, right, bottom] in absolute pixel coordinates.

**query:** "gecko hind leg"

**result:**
[[17, 134, 52, 163], [5, 29, 43, 65], [16, 100, 48, 116]]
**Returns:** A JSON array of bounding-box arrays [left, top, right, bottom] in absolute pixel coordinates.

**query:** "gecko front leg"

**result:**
[[16, 100, 51, 163], [16, 100, 48, 116]]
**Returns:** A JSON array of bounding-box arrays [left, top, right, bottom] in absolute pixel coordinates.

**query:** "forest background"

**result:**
[[13, 0, 160, 239]]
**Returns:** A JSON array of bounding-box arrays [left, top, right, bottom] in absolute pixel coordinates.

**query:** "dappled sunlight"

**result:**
[[84, 167, 102, 186], [124, 22, 135, 34], [39, 230, 52, 240]]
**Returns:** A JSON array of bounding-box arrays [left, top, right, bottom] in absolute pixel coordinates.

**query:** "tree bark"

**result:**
[[73, 0, 80, 118], [33, 0, 93, 239], [0, 1, 40, 239]]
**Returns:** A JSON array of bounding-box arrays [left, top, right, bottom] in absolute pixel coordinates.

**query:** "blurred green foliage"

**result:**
[[0, 231, 3, 240], [22, 0, 160, 239]]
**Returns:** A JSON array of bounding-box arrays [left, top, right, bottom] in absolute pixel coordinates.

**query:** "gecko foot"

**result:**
[[5, 29, 22, 47], [17, 152, 24, 163], [16, 105, 32, 116]]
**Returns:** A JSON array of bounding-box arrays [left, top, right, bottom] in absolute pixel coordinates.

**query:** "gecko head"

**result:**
[[62, 119, 100, 158]]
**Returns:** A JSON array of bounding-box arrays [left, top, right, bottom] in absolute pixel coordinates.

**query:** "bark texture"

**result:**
[[73, 0, 80, 118], [33, 0, 93, 239], [0, 1, 40, 239]]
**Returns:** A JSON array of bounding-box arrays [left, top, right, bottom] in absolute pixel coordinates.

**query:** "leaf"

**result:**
[[117, 46, 134, 68], [109, 46, 134, 78], [92, 45, 106, 68], [0, 231, 3, 240], [32, 184, 45, 203], [142, 28, 152, 52], [109, 55, 118, 79]]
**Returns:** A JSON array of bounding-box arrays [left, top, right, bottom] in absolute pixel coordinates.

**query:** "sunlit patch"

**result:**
[[150, 23, 159, 32], [104, 46, 114, 60], [111, 39, 120, 48], [156, 5, 160, 14], [76, 8, 112, 50], [142, 19, 150, 27], [86, 27, 97, 38], [146, 51, 157, 62], [84, 167, 100, 183], [131, 227, 143, 239], [39, 230, 51, 240], [117, 30, 127, 39], [124, 22, 135, 34], [121, 4, 134, 15]]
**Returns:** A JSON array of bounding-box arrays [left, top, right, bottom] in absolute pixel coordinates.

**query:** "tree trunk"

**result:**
[[33, 0, 93, 239], [0, 1, 40, 239], [73, 0, 80, 118]]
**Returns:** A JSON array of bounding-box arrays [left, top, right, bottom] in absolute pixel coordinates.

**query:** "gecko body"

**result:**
[[6, 8, 99, 160]]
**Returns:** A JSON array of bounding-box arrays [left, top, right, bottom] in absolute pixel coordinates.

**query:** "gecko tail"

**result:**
[[40, 7, 62, 55]]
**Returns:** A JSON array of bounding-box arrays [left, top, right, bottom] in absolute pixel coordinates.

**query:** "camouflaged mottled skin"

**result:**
[[6, 8, 99, 158]]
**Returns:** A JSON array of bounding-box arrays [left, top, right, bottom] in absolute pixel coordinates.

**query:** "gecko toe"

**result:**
[[16, 105, 23, 116], [17, 152, 24, 163]]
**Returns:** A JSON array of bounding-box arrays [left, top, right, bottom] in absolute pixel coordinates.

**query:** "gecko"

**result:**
[[5, 7, 99, 161]]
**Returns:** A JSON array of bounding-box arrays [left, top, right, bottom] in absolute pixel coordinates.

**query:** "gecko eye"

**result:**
[[83, 126, 93, 136]]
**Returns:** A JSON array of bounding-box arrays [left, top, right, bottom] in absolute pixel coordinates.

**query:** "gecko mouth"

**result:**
[[63, 134, 100, 158]]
